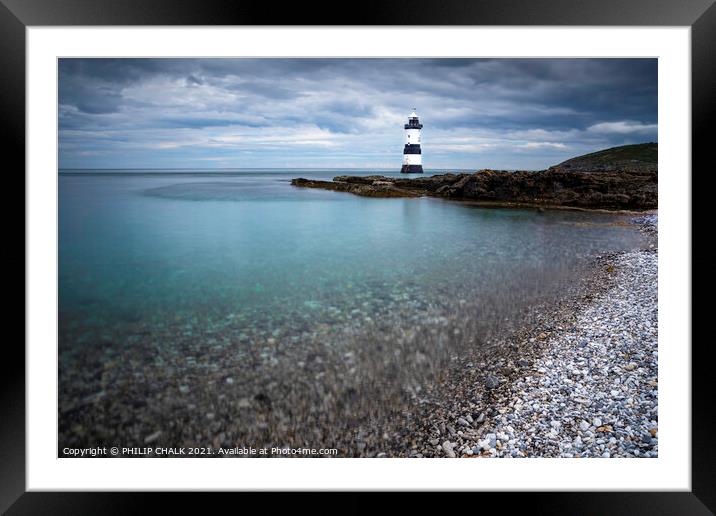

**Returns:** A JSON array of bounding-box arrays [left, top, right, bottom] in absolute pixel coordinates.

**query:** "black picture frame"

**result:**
[[3, 0, 713, 513]]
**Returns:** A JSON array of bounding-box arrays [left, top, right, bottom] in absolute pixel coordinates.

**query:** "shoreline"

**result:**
[[390, 215, 658, 458], [431, 196, 658, 215]]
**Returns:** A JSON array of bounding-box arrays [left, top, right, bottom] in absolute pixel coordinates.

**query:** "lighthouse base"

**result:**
[[400, 164, 423, 174]]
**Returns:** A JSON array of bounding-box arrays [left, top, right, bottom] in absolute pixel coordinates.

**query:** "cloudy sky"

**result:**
[[59, 58, 657, 170]]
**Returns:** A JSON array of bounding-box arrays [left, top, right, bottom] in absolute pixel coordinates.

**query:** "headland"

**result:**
[[292, 143, 658, 211]]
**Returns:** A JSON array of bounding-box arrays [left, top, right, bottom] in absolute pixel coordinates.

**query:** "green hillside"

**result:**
[[553, 143, 657, 171]]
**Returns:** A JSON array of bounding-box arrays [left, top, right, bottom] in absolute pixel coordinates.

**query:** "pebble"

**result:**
[[442, 441, 456, 458], [484, 374, 500, 389]]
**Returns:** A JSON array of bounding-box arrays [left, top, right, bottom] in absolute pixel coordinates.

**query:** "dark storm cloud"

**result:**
[[58, 58, 657, 169]]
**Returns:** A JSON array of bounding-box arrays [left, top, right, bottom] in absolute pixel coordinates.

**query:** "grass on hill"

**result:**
[[555, 142, 657, 169]]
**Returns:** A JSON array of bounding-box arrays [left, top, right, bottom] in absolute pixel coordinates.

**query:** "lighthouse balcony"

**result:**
[[404, 122, 423, 129]]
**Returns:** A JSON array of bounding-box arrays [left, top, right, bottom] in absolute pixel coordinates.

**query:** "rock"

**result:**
[[477, 433, 497, 451], [291, 177, 420, 198], [484, 374, 500, 389], [579, 420, 590, 432], [457, 417, 470, 427], [442, 441, 456, 458]]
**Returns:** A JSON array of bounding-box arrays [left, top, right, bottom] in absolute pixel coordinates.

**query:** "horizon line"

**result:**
[[57, 166, 483, 171]]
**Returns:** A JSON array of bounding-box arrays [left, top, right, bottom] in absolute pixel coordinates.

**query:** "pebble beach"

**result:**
[[399, 215, 658, 458]]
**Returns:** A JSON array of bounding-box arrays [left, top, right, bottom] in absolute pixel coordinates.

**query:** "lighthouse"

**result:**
[[401, 109, 423, 173]]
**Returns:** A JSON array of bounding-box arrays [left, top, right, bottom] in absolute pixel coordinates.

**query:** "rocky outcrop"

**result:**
[[442, 169, 656, 209], [292, 168, 657, 210], [290, 177, 420, 198]]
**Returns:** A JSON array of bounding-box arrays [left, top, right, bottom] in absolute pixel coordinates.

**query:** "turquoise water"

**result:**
[[59, 169, 641, 327], [58, 169, 645, 451]]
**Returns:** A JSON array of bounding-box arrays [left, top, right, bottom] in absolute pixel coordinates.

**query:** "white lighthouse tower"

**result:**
[[401, 109, 423, 173]]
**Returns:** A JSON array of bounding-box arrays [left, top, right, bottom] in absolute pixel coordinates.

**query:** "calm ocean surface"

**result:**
[[59, 168, 642, 327], [58, 169, 645, 451]]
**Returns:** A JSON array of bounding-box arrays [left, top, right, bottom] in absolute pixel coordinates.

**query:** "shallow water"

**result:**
[[58, 169, 645, 453], [59, 169, 641, 326]]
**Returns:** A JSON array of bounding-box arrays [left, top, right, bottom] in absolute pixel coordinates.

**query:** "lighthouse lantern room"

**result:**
[[401, 109, 423, 173]]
